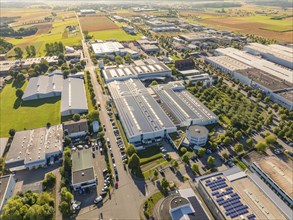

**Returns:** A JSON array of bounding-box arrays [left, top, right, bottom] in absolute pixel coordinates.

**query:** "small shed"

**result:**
[[93, 121, 100, 133]]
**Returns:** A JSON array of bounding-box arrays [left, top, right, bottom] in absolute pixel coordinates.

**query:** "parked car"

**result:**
[[94, 196, 103, 204], [206, 149, 212, 154], [72, 200, 81, 213], [115, 182, 119, 189], [273, 149, 282, 155]]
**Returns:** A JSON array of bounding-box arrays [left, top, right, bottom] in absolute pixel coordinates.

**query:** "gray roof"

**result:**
[[22, 74, 63, 99], [107, 79, 176, 139], [0, 175, 14, 211], [72, 149, 95, 185], [152, 81, 218, 126], [188, 125, 208, 137], [63, 119, 88, 134], [5, 125, 63, 169], [0, 138, 8, 157], [61, 78, 88, 114]]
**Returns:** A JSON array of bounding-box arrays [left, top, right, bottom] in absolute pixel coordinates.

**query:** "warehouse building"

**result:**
[[146, 20, 174, 27], [205, 50, 293, 110], [102, 58, 171, 83], [195, 167, 292, 220], [63, 119, 89, 138], [22, 73, 63, 101], [71, 148, 96, 191], [179, 33, 216, 42], [141, 44, 160, 53], [0, 175, 16, 212], [61, 78, 88, 116], [5, 125, 63, 171], [91, 41, 124, 56], [152, 81, 219, 127], [243, 43, 293, 69], [107, 79, 176, 145], [80, 9, 96, 15], [152, 27, 180, 32], [185, 125, 209, 148], [243, 154, 293, 209]]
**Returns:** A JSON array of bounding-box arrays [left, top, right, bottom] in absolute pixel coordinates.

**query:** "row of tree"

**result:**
[[0, 26, 38, 37]]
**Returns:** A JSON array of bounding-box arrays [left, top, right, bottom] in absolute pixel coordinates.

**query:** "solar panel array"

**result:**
[[205, 176, 256, 220]]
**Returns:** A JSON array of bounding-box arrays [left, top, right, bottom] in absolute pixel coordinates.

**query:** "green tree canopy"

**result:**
[[207, 156, 215, 166], [126, 144, 137, 157], [72, 113, 81, 121], [128, 153, 140, 171], [198, 148, 206, 157], [192, 163, 199, 174], [87, 110, 99, 122], [256, 141, 268, 153]]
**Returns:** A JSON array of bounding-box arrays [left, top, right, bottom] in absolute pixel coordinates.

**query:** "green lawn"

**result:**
[[143, 192, 164, 218], [89, 29, 143, 41], [0, 80, 61, 137]]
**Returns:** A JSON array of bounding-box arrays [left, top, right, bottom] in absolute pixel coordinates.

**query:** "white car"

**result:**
[[94, 196, 103, 204]]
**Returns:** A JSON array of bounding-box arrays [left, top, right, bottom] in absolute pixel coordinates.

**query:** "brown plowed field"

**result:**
[[79, 16, 119, 32]]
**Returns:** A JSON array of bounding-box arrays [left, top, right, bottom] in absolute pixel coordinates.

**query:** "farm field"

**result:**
[[0, 80, 61, 137], [79, 15, 119, 32], [6, 16, 82, 57], [90, 29, 143, 41]]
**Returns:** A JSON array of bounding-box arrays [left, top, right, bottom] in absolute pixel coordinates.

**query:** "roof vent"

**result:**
[[82, 172, 85, 176]]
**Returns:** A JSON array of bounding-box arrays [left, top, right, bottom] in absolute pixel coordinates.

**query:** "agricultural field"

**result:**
[[90, 29, 143, 41], [180, 6, 293, 42], [2, 8, 82, 57], [0, 80, 60, 137], [79, 15, 119, 32]]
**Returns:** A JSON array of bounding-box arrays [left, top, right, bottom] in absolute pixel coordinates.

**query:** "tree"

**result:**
[[15, 88, 24, 99], [43, 172, 56, 191], [72, 113, 80, 121], [25, 46, 31, 57], [198, 148, 206, 157], [59, 201, 71, 218], [171, 159, 179, 170], [64, 136, 71, 146], [128, 153, 140, 171], [126, 144, 137, 157], [207, 156, 215, 166], [180, 147, 187, 154], [124, 53, 132, 63], [30, 45, 36, 57], [87, 110, 99, 122], [234, 131, 242, 141], [234, 143, 243, 153], [182, 154, 189, 164], [255, 141, 268, 153], [14, 47, 23, 59], [265, 134, 277, 146], [223, 136, 232, 145], [150, 80, 158, 86], [192, 163, 199, 174], [39, 59, 49, 73], [221, 152, 229, 159], [16, 73, 25, 82], [246, 138, 254, 148], [153, 169, 159, 178], [161, 178, 169, 191], [9, 128, 16, 137], [115, 55, 123, 65]]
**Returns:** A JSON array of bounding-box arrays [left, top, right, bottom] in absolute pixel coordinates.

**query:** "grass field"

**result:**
[[79, 16, 119, 32], [90, 29, 143, 41], [6, 15, 82, 57], [0, 80, 60, 137]]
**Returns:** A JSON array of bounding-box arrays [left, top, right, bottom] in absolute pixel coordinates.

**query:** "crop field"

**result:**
[[180, 5, 293, 42], [79, 15, 119, 32], [0, 80, 60, 137], [90, 29, 143, 41], [6, 17, 82, 57]]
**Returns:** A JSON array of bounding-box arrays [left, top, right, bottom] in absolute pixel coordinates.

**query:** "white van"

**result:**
[[94, 196, 103, 204]]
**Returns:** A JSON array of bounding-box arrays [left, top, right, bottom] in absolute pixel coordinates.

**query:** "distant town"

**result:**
[[0, 1, 292, 220]]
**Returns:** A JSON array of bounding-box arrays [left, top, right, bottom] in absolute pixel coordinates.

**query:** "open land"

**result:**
[[0, 80, 60, 137], [89, 29, 143, 41], [79, 15, 119, 32]]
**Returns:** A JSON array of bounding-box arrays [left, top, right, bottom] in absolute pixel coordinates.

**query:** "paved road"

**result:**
[[76, 15, 151, 219]]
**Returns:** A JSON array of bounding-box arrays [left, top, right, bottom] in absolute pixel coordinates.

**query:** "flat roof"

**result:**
[[61, 78, 88, 114], [63, 119, 88, 134], [244, 43, 293, 64], [197, 168, 287, 220], [276, 89, 293, 102], [6, 125, 63, 168], [0, 175, 13, 209], [152, 81, 218, 125], [107, 79, 176, 139], [215, 48, 293, 84], [178, 69, 202, 75], [0, 138, 8, 157], [206, 56, 251, 71], [23, 74, 63, 100], [72, 149, 95, 184], [253, 156, 293, 199], [91, 41, 124, 55], [188, 125, 208, 137], [179, 33, 215, 41]]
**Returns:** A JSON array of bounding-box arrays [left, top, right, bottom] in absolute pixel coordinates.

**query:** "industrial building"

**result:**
[[185, 125, 209, 148], [107, 79, 176, 145], [0, 175, 16, 212], [63, 119, 89, 138], [0, 56, 58, 75], [71, 148, 96, 191], [146, 20, 174, 27], [91, 41, 138, 58], [195, 167, 292, 220], [22, 73, 63, 101], [102, 58, 171, 83], [206, 48, 293, 110], [61, 78, 88, 116], [243, 43, 293, 69], [122, 25, 135, 34], [80, 9, 96, 15], [151, 81, 219, 127], [141, 44, 160, 53], [179, 33, 216, 42], [5, 125, 63, 171], [152, 27, 180, 32], [243, 154, 293, 209]]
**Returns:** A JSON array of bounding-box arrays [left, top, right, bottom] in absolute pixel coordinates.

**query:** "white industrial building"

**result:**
[[206, 48, 293, 110], [243, 43, 293, 69], [152, 81, 219, 127], [186, 125, 209, 148], [141, 44, 160, 53], [80, 9, 96, 15], [22, 73, 63, 101], [152, 27, 180, 32], [102, 58, 172, 83], [91, 41, 138, 58], [61, 78, 88, 116], [107, 79, 176, 145], [5, 125, 63, 171], [0, 175, 16, 212]]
